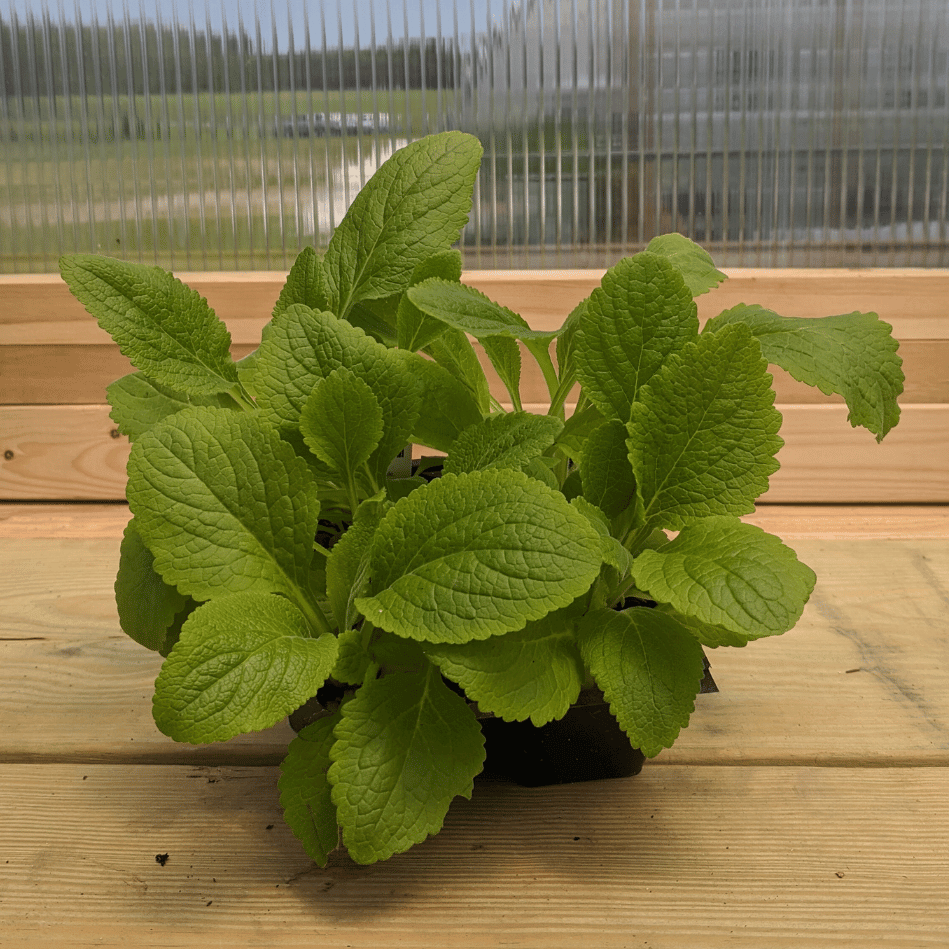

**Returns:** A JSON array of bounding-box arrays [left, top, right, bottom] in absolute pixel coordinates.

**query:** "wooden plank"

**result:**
[[0, 763, 946, 946], [3, 502, 948, 540], [2, 402, 945, 502], [2, 337, 942, 405], [3, 268, 948, 339], [1, 536, 946, 764]]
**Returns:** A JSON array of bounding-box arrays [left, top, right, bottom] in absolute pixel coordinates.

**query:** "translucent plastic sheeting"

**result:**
[[1, 0, 946, 272]]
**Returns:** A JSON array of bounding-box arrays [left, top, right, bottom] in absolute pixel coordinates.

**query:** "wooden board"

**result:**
[[0, 763, 946, 947], [4, 502, 949, 540], [2, 533, 946, 765], [2, 402, 945, 501]]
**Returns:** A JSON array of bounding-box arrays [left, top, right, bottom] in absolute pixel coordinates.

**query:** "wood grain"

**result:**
[[4, 402, 943, 502], [4, 268, 948, 337], [4, 502, 948, 540], [0, 763, 946, 947], [2, 534, 946, 765]]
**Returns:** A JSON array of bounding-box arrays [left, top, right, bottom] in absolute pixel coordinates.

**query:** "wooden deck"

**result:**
[[1, 268, 947, 945], [0, 503, 946, 946]]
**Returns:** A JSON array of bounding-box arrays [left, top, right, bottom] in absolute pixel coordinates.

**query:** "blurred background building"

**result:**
[[1, 0, 946, 271]]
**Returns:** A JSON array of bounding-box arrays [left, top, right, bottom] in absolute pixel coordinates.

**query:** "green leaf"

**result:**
[[574, 253, 697, 422], [407, 278, 559, 343], [323, 131, 482, 316], [272, 246, 330, 322], [481, 335, 523, 409], [645, 234, 728, 296], [153, 593, 338, 743], [332, 626, 373, 685], [328, 663, 485, 864], [279, 714, 341, 867], [580, 419, 638, 518], [114, 518, 188, 653], [249, 304, 419, 481], [426, 610, 584, 726], [299, 367, 384, 484], [107, 372, 234, 440], [578, 607, 706, 757], [325, 495, 389, 633], [59, 255, 239, 396], [444, 411, 563, 475], [569, 497, 632, 574], [396, 252, 464, 352], [389, 349, 483, 452], [126, 406, 324, 624], [706, 304, 903, 442], [632, 517, 817, 640], [355, 469, 604, 644], [627, 321, 784, 529], [424, 327, 492, 414]]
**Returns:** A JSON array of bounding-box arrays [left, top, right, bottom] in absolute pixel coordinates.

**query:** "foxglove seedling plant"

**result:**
[[60, 131, 903, 866]]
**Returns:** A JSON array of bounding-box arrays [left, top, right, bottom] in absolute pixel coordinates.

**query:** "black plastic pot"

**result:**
[[479, 656, 717, 787]]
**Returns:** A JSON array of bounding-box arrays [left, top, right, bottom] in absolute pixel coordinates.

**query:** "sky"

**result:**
[[1, 0, 502, 50]]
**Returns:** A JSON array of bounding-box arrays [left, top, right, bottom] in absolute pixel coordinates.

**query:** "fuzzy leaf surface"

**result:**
[[323, 131, 482, 316], [645, 234, 728, 296], [60, 255, 238, 395], [272, 246, 329, 322], [390, 349, 483, 452], [325, 496, 389, 633], [632, 517, 817, 639], [408, 278, 559, 342], [580, 419, 638, 517], [574, 253, 697, 422], [627, 321, 783, 529], [107, 372, 234, 440], [279, 715, 341, 867], [355, 469, 603, 644], [300, 367, 384, 481], [426, 610, 584, 726], [249, 304, 418, 479], [578, 607, 706, 757], [396, 251, 463, 352], [328, 664, 485, 864], [706, 304, 903, 441], [153, 593, 338, 743], [444, 412, 563, 474], [126, 406, 321, 606], [114, 518, 188, 653]]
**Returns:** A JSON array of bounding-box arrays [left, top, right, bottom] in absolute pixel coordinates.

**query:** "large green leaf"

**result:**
[[425, 609, 584, 726], [627, 321, 784, 529], [114, 518, 189, 654], [328, 664, 485, 864], [574, 253, 698, 422], [59, 255, 239, 396], [578, 607, 706, 757], [126, 406, 324, 622], [153, 593, 338, 743], [444, 411, 563, 475], [632, 517, 817, 639], [279, 715, 341, 867], [706, 304, 903, 442], [248, 304, 418, 481], [645, 234, 728, 297], [323, 131, 482, 316], [355, 469, 604, 644]]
